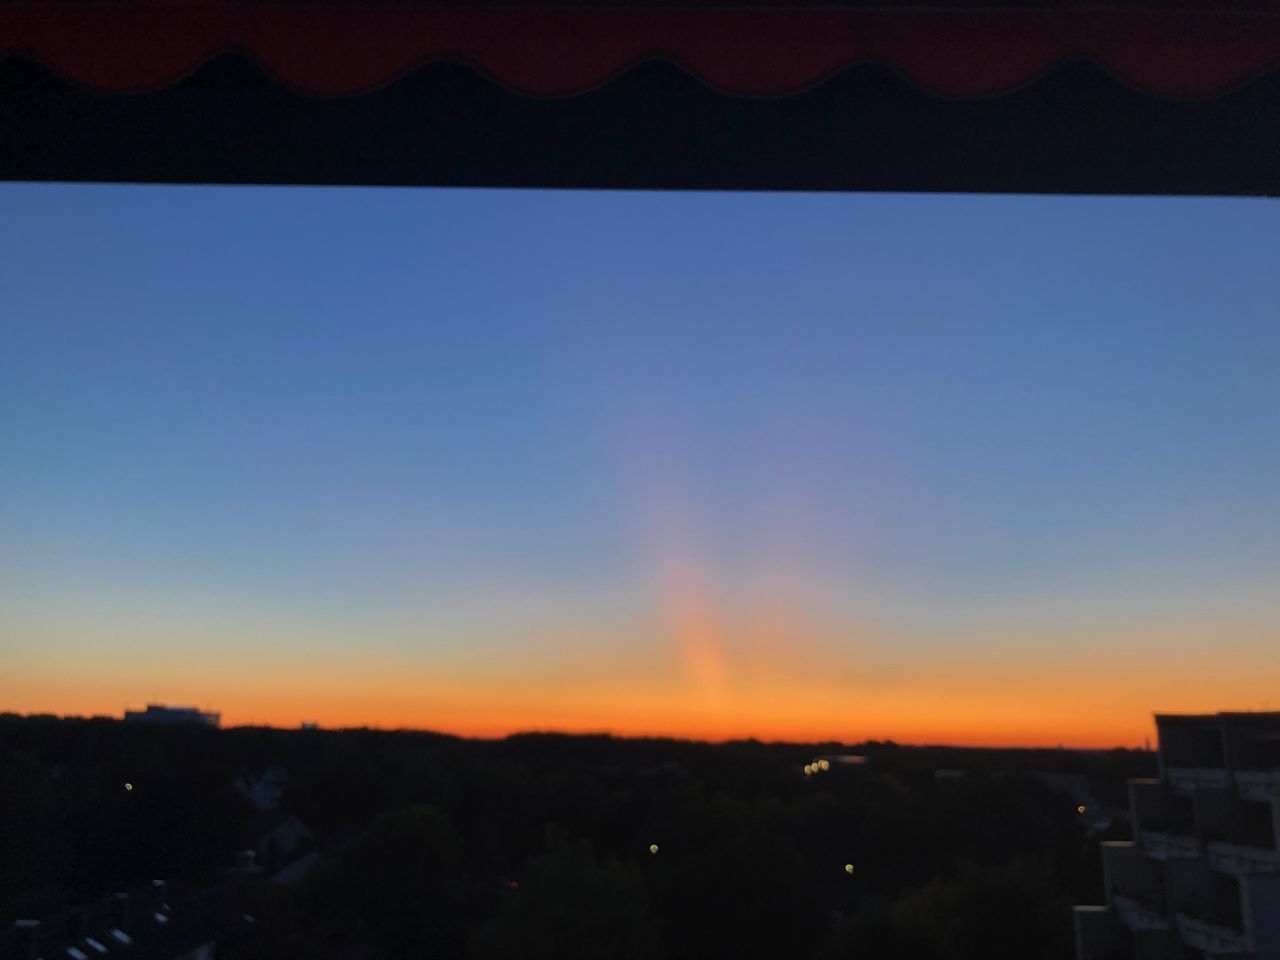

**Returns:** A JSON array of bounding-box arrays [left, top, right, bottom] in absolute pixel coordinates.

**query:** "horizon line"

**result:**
[[1, 709, 1152, 752]]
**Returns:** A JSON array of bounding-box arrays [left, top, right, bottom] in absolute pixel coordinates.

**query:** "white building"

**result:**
[[1074, 712, 1280, 960]]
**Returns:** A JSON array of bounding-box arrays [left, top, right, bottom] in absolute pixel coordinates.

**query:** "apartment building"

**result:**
[[1075, 712, 1280, 960]]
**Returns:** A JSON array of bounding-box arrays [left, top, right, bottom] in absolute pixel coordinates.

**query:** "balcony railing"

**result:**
[[1235, 769, 1280, 801], [1175, 912, 1248, 954], [1111, 892, 1168, 931], [1141, 830, 1199, 860], [1167, 767, 1228, 791], [1206, 840, 1280, 874]]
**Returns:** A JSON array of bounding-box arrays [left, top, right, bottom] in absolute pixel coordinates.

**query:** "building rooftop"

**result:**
[[1155, 711, 1280, 725], [1, 881, 250, 960], [123, 705, 220, 728]]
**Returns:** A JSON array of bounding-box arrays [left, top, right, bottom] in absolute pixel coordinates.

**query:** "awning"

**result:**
[[2, 1, 1279, 193]]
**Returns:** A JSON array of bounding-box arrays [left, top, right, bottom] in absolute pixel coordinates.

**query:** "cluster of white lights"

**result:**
[[803, 759, 832, 776]]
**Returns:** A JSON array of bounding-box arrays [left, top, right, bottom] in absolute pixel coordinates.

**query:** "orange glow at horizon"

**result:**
[[5, 478, 1277, 748], [5, 423, 1277, 751], [7, 633, 1278, 749]]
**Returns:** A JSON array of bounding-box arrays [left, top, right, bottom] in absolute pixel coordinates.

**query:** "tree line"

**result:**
[[0, 714, 1154, 959]]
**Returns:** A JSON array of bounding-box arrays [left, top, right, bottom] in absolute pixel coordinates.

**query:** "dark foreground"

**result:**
[[0, 714, 1155, 959]]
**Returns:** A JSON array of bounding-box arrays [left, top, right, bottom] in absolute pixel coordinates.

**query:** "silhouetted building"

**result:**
[[123, 704, 220, 728], [232, 766, 315, 874], [1074, 712, 1280, 960], [0, 880, 249, 960], [254, 812, 314, 875], [273, 849, 322, 886]]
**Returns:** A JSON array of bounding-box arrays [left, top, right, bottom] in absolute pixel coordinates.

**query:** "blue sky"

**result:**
[[1, 186, 1277, 741]]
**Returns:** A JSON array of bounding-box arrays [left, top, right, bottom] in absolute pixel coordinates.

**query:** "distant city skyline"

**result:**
[[2, 186, 1278, 747]]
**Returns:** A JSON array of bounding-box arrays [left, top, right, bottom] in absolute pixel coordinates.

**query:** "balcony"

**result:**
[[1235, 769, 1280, 802], [1175, 912, 1249, 954], [1111, 892, 1168, 931], [1206, 840, 1280, 874], [1167, 767, 1228, 792], [1141, 830, 1199, 860], [1073, 906, 1127, 960]]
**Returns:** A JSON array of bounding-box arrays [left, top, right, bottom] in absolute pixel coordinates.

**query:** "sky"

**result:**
[[1, 185, 1277, 747]]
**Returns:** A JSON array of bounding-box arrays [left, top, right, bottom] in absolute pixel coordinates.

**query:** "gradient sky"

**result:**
[[2, 186, 1277, 747]]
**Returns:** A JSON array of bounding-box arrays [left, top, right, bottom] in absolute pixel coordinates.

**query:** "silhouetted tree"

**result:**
[[471, 834, 661, 960], [824, 858, 1072, 960], [650, 820, 826, 960], [312, 805, 466, 960]]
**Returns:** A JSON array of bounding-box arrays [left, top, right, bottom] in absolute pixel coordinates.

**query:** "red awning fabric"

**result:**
[[2, 2, 1279, 99]]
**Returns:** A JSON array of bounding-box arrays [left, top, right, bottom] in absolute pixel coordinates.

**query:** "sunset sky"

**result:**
[[1, 186, 1277, 747]]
